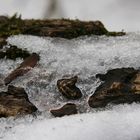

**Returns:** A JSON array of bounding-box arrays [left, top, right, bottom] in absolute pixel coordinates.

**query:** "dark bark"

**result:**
[[4, 53, 39, 85], [57, 76, 82, 100], [0, 14, 125, 39], [50, 103, 77, 117], [88, 68, 140, 108], [0, 85, 37, 117]]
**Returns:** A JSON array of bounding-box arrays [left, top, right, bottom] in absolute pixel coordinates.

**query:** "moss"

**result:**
[[0, 38, 7, 49], [5, 45, 30, 60], [0, 51, 5, 58], [0, 14, 126, 39], [0, 14, 23, 37], [106, 31, 126, 36], [0, 44, 30, 60]]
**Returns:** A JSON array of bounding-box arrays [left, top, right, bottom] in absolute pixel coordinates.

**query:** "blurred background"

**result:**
[[0, 0, 140, 31]]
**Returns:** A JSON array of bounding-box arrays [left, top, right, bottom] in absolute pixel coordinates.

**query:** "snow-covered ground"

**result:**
[[1, 33, 140, 139], [2, 103, 140, 140], [0, 1, 140, 139]]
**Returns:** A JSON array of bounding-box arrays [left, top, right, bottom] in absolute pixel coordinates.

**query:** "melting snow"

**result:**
[[2, 103, 140, 140], [0, 32, 140, 139]]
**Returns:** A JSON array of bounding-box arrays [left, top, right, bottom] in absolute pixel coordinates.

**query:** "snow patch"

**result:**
[[3, 103, 140, 140]]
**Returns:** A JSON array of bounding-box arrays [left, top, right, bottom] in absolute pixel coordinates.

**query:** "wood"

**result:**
[[4, 53, 39, 85], [88, 68, 140, 108], [0, 85, 37, 117], [0, 15, 125, 39]]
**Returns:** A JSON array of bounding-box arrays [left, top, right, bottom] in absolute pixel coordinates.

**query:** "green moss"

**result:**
[[0, 45, 30, 60], [0, 14, 23, 37], [0, 14, 126, 39], [106, 31, 126, 36], [5, 45, 30, 60]]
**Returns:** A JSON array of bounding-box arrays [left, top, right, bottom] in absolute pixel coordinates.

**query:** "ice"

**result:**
[[1, 32, 140, 139], [4, 32, 140, 112]]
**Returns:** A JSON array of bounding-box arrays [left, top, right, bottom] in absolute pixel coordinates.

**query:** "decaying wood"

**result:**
[[50, 103, 77, 117], [0, 15, 125, 39], [4, 53, 39, 85], [0, 85, 37, 117], [57, 76, 82, 100], [88, 68, 140, 108]]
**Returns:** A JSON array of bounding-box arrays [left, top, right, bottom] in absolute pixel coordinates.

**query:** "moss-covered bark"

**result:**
[[0, 45, 30, 60], [0, 14, 125, 60], [0, 14, 125, 39]]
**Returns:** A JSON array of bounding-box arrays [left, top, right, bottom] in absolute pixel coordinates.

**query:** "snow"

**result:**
[[2, 32, 140, 112], [0, 1, 140, 139], [2, 103, 140, 140], [1, 33, 140, 139]]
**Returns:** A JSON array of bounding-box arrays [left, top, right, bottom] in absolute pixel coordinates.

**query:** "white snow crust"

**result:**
[[0, 33, 140, 139]]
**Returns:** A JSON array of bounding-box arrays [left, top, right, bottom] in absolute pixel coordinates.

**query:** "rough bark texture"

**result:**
[[0, 15, 125, 60], [0, 14, 125, 39], [0, 85, 37, 117], [57, 76, 82, 100], [4, 53, 40, 85], [88, 68, 140, 108], [50, 103, 77, 117]]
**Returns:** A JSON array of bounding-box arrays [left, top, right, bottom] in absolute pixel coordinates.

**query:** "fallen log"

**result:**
[[0, 14, 125, 39], [4, 53, 39, 85]]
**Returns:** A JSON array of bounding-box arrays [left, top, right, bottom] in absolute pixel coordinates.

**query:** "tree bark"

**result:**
[[0, 15, 125, 40]]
